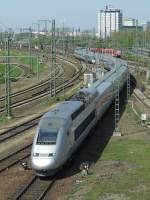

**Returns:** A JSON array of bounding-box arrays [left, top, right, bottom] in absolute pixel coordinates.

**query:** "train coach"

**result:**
[[89, 48, 121, 58]]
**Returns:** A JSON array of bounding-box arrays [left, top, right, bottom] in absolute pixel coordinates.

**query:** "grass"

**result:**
[[126, 103, 140, 124], [126, 103, 133, 114], [41, 82, 84, 107], [66, 136, 150, 200], [10, 66, 22, 77], [47, 95, 67, 106], [122, 52, 138, 62], [10, 50, 46, 74], [0, 50, 46, 76], [0, 64, 22, 84], [122, 51, 148, 65], [83, 139, 150, 200], [0, 115, 10, 126]]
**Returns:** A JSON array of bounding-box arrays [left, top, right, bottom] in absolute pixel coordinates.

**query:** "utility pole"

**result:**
[[62, 23, 65, 96], [127, 71, 131, 101], [146, 52, 150, 84], [5, 33, 12, 119], [51, 19, 56, 97], [71, 28, 75, 52], [22, 27, 33, 73], [29, 26, 32, 73], [113, 60, 122, 136], [104, 10, 107, 47], [65, 34, 69, 55], [113, 81, 121, 136], [36, 56, 39, 80]]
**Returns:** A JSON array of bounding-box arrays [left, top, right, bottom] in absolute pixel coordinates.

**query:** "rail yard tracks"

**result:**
[[131, 78, 150, 110], [0, 57, 83, 113], [0, 116, 41, 143], [0, 57, 85, 200], [0, 143, 32, 174], [1, 51, 150, 200], [0, 65, 62, 112], [0, 61, 86, 143], [14, 175, 56, 200], [133, 89, 150, 109], [0, 76, 85, 141]]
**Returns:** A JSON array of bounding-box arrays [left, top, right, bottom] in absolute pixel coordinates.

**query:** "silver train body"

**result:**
[[31, 49, 128, 176]]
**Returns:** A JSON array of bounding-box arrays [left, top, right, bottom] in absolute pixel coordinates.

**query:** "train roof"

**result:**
[[79, 87, 97, 93], [41, 101, 83, 120], [71, 87, 98, 104]]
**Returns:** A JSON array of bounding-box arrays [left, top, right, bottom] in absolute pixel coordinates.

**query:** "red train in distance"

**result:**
[[89, 48, 121, 58]]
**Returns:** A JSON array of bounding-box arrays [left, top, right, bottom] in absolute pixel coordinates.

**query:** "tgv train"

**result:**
[[31, 49, 128, 176]]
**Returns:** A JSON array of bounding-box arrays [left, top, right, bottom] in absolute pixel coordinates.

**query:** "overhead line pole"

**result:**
[[29, 26, 32, 73], [5, 33, 12, 119], [51, 19, 56, 97], [113, 59, 122, 136], [62, 22, 65, 97], [22, 27, 33, 73], [72, 28, 75, 52]]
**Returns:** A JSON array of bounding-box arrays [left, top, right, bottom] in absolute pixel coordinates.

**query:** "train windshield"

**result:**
[[36, 117, 62, 145], [37, 128, 59, 144]]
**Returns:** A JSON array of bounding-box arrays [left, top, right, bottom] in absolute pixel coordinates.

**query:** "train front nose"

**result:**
[[31, 157, 57, 176]]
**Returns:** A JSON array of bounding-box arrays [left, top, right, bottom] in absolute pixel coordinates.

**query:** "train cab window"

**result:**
[[37, 128, 59, 145], [36, 117, 63, 145]]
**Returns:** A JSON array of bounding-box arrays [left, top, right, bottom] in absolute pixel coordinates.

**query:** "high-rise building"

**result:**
[[98, 5, 123, 38]]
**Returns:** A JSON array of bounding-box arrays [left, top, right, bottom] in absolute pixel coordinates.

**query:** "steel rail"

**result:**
[[13, 176, 56, 200]]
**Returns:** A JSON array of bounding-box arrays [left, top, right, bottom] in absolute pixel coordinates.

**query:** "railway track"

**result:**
[[0, 65, 62, 112], [0, 62, 86, 143], [0, 143, 32, 174], [0, 57, 82, 113], [130, 78, 150, 110], [144, 89, 150, 101], [128, 64, 147, 73], [0, 59, 85, 192], [125, 128, 149, 136], [0, 116, 41, 143], [4, 48, 148, 200], [133, 90, 150, 109], [14, 175, 56, 200]]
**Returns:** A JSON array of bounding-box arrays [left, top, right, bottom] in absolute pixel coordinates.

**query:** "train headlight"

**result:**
[[33, 153, 39, 157]]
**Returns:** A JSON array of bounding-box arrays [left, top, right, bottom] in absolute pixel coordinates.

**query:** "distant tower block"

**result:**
[[98, 5, 123, 38]]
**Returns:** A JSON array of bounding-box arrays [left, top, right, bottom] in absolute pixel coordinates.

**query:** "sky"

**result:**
[[0, 0, 150, 31]]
